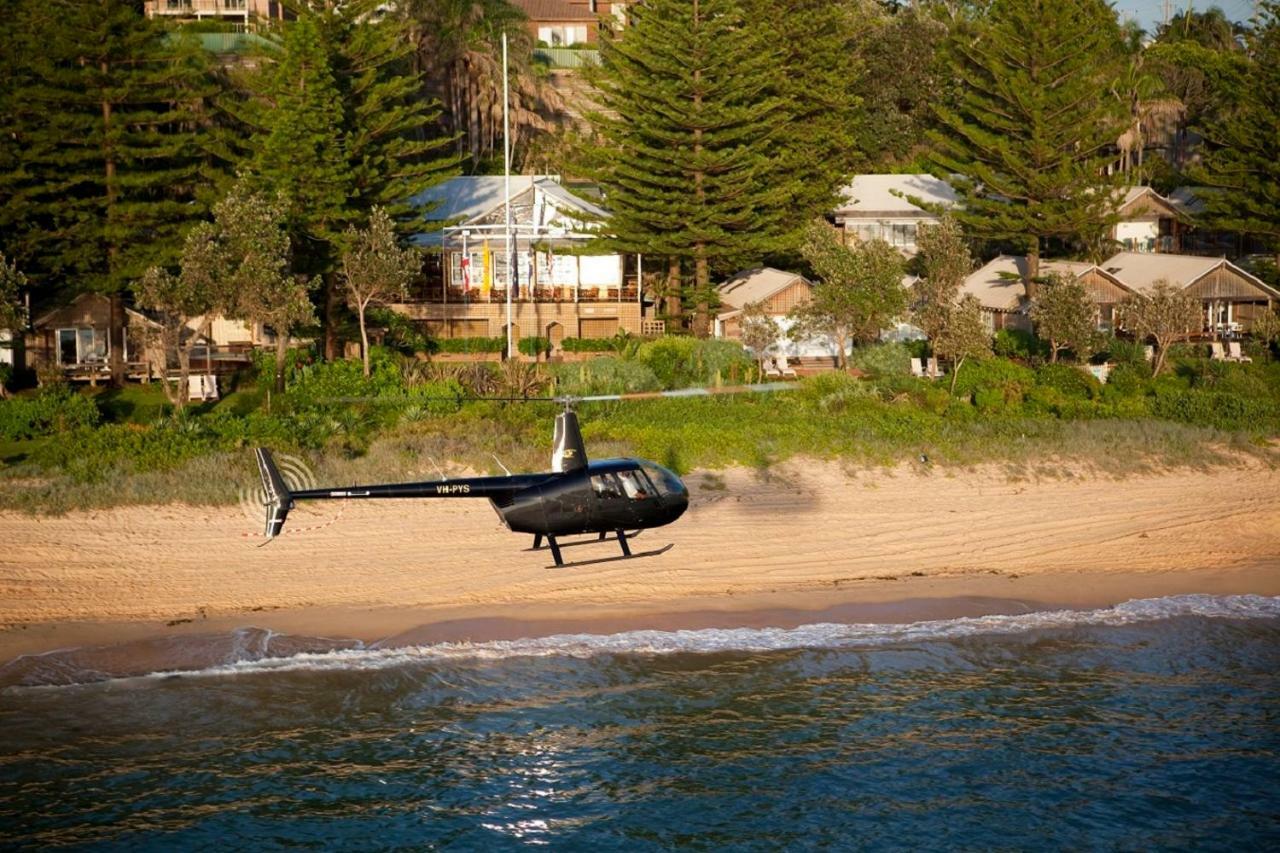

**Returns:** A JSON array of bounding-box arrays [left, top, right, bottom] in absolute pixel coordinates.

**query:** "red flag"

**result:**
[[460, 254, 471, 292]]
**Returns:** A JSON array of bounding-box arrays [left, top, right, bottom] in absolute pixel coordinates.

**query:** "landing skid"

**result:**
[[548, 543, 674, 569], [529, 530, 651, 567]]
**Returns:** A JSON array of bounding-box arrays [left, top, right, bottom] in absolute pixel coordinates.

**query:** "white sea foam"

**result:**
[[141, 594, 1280, 682]]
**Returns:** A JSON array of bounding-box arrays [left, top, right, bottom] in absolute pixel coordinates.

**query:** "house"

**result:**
[[24, 293, 164, 384], [832, 174, 958, 255], [144, 0, 288, 25], [511, 0, 613, 46], [1112, 186, 1184, 253], [959, 256, 1134, 333], [396, 175, 652, 348], [713, 267, 849, 359], [1100, 252, 1280, 335]]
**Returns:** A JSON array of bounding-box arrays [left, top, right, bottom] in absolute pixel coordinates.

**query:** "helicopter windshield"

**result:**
[[640, 462, 684, 497]]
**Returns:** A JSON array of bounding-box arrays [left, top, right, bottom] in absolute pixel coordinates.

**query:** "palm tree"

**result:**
[[400, 0, 565, 170]]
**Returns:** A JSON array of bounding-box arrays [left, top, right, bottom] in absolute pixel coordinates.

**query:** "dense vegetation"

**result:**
[[2, 337, 1277, 513]]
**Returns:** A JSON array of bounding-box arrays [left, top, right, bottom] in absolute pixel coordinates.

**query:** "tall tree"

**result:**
[[912, 215, 973, 348], [1189, 2, 1280, 268], [580, 0, 792, 336], [218, 182, 318, 395], [136, 224, 233, 410], [341, 208, 422, 377], [238, 1, 454, 360], [0, 0, 219, 385], [925, 0, 1128, 291], [790, 223, 907, 369]]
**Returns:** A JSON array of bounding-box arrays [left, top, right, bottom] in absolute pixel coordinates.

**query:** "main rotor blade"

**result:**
[[576, 382, 796, 403]]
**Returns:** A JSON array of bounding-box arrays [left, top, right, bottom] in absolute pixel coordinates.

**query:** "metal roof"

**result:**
[[1100, 251, 1277, 296], [716, 267, 811, 311], [960, 256, 1129, 311], [833, 174, 958, 217]]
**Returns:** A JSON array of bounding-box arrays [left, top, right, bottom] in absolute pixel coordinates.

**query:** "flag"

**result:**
[[511, 240, 520, 300], [481, 240, 491, 299], [460, 254, 471, 293], [546, 245, 555, 283]]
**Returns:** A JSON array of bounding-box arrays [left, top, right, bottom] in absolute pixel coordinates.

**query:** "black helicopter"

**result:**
[[255, 400, 692, 567]]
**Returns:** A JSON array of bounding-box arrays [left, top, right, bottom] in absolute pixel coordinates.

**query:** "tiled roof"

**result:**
[[509, 0, 597, 21]]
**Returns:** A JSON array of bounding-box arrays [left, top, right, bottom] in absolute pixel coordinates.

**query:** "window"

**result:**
[[591, 473, 624, 500], [56, 327, 105, 365], [640, 463, 684, 498], [593, 470, 655, 501]]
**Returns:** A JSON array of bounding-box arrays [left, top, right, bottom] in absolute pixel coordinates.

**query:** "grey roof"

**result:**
[[834, 174, 958, 217], [1166, 186, 1210, 216], [716, 267, 810, 312], [960, 256, 1131, 311], [1116, 185, 1180, 218], [1100, 251, 1279, 297]]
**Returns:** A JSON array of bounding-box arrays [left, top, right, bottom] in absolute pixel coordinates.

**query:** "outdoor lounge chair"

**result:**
[[926, 357, 944, 378], [1227, 341, 1253, 363], [775, 353, 798, 379], [1210, 342, 1228, 361], [910, 357, 925, 378], [763, 358, 782, 379]]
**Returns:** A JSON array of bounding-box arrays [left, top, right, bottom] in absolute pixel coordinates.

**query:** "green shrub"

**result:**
[[1104, 363, 1150, 396], [551, 357, 662, 396], [993, 328, 1047, 360], [950, 357, 1036, 400], [0, 386, 101, 440], [286, 349, 404, 409], [849, 342, 911, 378], [1035, 363, 1101, 400], [1151, 387, 1280, 433], [1097, 335, 1149, 368], [635, 337, 752, 388], [518, 336, 551, 357]]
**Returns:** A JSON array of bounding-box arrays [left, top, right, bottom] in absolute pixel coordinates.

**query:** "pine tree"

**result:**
[[239, 2, 453, 359], [1190, 2, 1280, 268], [581, 0, 791, 336], [926, 0, 1128, 291], [0, 1, 219, 384]]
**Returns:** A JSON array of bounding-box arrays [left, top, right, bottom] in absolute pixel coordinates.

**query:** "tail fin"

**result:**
[[255, 448, 293, 539]]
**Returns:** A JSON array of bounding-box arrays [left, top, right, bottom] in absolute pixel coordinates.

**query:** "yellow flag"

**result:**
[[481, 240, 492, 298]]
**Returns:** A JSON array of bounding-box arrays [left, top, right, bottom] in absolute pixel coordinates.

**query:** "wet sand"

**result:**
[[2, 460, 1278, 674]]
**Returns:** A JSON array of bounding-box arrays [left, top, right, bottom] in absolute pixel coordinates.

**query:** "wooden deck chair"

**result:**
[[775, 353, 799, 378], [926, 357, 944, 378], [910, 357, 925, 378], [1210, 341, 1228, 361], [1227, 341, 1252, 363]]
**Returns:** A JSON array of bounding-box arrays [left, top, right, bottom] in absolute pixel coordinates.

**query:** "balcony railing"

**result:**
[[152, 0, 248, 15], [533, 48, 600, 69], [409, 285, 640, 304]]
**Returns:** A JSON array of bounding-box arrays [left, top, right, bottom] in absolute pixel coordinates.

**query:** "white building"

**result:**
[[832, 174, 958, 255]]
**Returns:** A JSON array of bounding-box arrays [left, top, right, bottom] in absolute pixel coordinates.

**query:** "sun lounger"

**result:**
[[926, 357, 944, 378], [776, 353, 798, 379], [763, 357, 782, 379], [1210, 342, 1228, 361], [910, 357, 925, 378], [1227, 341, 1252, 363], [1144, 345, 1155, 362]]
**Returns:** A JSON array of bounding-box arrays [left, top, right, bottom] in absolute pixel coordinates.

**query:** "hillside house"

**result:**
[[396, 176, 652, 349], [1112, 186, 1184, 253], [1100, 252, 1280, 336], [713, 267, 853, 360], [960, 256, 1134, 333], [832, 174, 958, 255]]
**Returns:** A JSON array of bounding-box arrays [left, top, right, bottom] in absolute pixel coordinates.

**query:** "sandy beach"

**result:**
[[2, 459, 1278, 668]]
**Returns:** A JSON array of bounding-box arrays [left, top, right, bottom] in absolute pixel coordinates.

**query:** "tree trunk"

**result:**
[[665, 257, 682, 321], [175, 342, 191, 411], [1024, 243, 1041, 301], [1152, 339, 1168, 377], [358, 302, 371, 377], [950, 356, 965, 394], [108, 292, 126, 389], [323, 273, 339, 361], [1050, 341, 1059, 363], [693, 253, 710, 338], [274, 331, 289, 395]]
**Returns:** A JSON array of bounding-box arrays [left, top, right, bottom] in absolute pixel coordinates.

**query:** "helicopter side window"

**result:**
[[641, 463, 684, 498], [591, 473, 624, 500], [617, 470, 652, 500]]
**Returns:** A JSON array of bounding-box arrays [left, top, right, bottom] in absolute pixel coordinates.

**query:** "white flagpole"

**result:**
[[502, 32, 514, 360]]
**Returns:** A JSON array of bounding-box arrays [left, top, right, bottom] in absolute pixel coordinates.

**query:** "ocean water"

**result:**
[[1, 595, 1278, 850]]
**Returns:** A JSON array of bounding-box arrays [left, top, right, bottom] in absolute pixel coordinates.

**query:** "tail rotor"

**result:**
[[255, 448, 294, 539]]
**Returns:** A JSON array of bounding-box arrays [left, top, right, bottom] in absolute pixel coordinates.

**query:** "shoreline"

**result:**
[[3, 564, 1277, 688], [3, 460, 1278, 677]]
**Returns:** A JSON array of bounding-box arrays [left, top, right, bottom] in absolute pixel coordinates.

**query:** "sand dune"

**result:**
[[2, 459, 1277, 660]]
